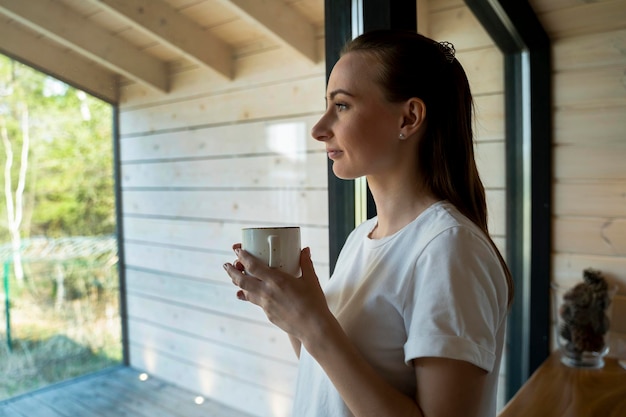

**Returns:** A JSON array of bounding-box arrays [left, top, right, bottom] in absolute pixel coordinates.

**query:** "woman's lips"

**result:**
[[327, 149, 343, 159]]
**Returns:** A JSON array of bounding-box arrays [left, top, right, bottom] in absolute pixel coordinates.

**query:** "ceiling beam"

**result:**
[[89, 0, 233, 80], [0, 0, 169, 93], [221, 0, 318, 63], [0, 20, 118, 103]]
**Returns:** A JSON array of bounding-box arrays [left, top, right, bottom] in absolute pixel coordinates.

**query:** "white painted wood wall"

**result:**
[[119, 32, 328, 416]]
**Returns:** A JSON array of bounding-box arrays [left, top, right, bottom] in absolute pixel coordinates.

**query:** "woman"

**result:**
[[223, 30, 513, 417]]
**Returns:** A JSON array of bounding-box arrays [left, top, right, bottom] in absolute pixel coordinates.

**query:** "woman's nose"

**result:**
[[311, 114, 331, 142]]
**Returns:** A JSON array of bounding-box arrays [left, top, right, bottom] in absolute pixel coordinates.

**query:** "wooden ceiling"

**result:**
[[2, 0, 625, 104], [0, 0, 324, 103]]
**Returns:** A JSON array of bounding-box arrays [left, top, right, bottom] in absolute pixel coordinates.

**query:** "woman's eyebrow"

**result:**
[[328, 89, 354, 100]]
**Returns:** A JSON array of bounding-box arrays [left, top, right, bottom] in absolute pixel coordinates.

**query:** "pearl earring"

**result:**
[[399, 133, 406, 140]]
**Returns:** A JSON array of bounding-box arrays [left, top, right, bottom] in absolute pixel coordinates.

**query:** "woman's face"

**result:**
[[311, 52, 408, 180]]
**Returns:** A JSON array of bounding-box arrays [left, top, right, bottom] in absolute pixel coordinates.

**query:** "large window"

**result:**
[[0, 55, 122, 399]]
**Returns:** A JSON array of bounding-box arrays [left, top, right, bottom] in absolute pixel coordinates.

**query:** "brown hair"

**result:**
[[343, 30, 514, 306]]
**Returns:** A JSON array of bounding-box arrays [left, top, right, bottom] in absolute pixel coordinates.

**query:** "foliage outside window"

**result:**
[[0, 54, 121, 399]]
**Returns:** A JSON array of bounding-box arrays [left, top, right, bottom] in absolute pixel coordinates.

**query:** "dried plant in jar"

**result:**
[[559, 268, 612, 359]]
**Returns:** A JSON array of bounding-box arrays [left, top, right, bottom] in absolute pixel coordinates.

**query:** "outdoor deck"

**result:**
[[0, 366, 254, 417]]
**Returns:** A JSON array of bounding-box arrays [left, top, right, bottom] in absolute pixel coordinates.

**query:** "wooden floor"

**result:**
[[0, 366, 254, 417]]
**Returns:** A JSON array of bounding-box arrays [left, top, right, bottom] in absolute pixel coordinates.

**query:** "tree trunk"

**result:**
[[54, 262, 65, 311], [1, 104, 29, 284]]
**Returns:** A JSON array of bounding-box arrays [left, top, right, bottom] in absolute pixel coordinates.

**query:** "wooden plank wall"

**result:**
[[529, 0, 626, 358], [118, 31, 328, 416]]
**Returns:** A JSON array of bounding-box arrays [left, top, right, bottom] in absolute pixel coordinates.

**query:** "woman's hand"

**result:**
[[223, 244, 332, 343]]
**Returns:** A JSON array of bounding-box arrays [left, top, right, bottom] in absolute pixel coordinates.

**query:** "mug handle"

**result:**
[[267, 235, 279, 268]]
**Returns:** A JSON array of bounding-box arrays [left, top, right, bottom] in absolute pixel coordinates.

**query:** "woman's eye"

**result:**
[[335, 103, 348, 111]]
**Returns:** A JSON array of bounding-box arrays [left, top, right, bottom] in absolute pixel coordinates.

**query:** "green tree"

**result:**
[[0, 54, 114, 246]]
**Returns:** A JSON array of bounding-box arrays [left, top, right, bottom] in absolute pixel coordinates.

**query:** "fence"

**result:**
[[0, 236, 122, 400]]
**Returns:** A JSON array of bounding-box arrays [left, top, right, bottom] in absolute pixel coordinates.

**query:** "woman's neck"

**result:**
[[366, 175, 439, 239]]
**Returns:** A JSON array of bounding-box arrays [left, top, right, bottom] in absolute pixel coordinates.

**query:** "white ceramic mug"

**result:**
[[241, 227, 301, 276]]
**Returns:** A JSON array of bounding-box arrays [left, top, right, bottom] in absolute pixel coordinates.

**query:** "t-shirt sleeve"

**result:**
[[402, 226, 506, 373]]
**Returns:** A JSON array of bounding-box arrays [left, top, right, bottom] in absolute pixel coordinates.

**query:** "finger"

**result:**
[[224, 262, 244, 286], [223, 262, 262, 292], [299, 247, 315, 277], [237, 289, 262, 307], [234, 260, 245, 272], [235, 248, 270, 279]]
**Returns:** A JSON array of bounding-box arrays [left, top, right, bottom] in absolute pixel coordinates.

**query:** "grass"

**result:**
[[0, 261, 122, 400]]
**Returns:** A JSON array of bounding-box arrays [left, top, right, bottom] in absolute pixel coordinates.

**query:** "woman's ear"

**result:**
[[400, 98, 426, 137]]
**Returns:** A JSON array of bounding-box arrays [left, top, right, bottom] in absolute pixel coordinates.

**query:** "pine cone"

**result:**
[[558, 268, 611, 354], [583, 268, 607, 290], [563, 283, 592, 309], [570, 326, 604, 353]]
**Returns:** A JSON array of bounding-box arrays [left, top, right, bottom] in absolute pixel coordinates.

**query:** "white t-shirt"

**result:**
[[291, 201, 509, 417]]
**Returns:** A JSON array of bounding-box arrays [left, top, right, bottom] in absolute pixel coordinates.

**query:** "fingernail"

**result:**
[[223, 263, 229, 270], [234, 248, 241, 255], [305, 247, 311, 258]]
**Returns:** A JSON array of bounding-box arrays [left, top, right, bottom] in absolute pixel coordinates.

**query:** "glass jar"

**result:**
[[551, 277, 618, 369]]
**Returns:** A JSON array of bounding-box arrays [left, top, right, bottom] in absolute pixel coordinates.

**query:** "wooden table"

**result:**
[[498, 352, 626, 417]]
